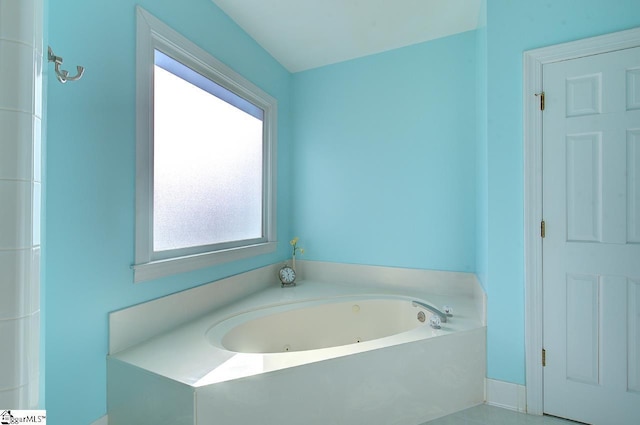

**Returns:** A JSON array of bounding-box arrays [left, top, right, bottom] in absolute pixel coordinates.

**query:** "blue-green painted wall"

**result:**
[[484, 0, 640, 384], [45, 1, 292, 423], [43, 0, 640, 422], [292, 31, 477, 272]]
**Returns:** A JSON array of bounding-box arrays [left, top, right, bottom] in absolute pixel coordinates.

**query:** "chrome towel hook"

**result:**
[[48, 46, 84, 83]]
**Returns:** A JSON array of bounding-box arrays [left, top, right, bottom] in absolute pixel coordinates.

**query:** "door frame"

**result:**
[[523, 26, 640, 415]]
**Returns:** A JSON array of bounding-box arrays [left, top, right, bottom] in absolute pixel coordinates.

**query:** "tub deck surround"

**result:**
[[110, 280, 482, 386], [109, 260, 485, 355], [297, 260, 487, 324], [107, 262, 486, 425], [108, 262, 282, 354]]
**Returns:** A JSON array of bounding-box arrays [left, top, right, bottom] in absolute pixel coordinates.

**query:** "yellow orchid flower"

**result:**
[[290, 237, 304, 257]]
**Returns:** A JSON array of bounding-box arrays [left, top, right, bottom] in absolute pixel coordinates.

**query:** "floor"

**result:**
[[422, 404, 581, 425]]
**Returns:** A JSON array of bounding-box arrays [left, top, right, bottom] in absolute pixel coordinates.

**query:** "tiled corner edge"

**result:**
[[485, 378, 527, 413]]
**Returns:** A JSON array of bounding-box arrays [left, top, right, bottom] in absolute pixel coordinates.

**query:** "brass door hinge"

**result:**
[[536, 91, 545, 111], [542, 348, 546, 367], [541, 220, 546, 238]]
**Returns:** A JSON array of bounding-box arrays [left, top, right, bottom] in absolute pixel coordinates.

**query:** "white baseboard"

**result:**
[[91, 415, 108, 425], [485, 378, 527, 413]]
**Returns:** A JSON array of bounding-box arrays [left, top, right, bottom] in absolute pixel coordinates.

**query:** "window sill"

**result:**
[[132, 242, 277, 283]]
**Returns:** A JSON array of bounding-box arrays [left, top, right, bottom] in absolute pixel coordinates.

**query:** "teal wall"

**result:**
[[292, 31, 477, 272], [45, 1, 292, 423], [484, 0, 640, 384], [43, 0, 640, 422]]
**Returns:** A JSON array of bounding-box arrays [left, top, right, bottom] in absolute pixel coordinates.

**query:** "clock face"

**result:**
[[279, 266, 296, 284]]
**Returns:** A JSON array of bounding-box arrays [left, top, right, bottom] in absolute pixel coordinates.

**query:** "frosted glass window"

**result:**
[[134, 6, 277, 282], [153, 52, 264, 252]]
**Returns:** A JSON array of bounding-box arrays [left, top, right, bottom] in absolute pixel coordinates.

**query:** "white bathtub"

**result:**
[[209, 296, 433, 353], [108, 268, 486, 425]]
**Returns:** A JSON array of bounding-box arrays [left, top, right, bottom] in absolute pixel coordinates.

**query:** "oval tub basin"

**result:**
[[208, 296, 432, 354]]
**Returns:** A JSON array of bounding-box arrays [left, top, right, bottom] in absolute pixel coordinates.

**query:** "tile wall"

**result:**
[[0, 0, 43, 408]]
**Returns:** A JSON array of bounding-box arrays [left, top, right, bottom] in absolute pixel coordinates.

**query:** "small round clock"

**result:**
[[279, 265, 296, 286]]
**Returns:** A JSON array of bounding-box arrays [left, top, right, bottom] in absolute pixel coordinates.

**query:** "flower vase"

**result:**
[[292, 256, 296, 272]]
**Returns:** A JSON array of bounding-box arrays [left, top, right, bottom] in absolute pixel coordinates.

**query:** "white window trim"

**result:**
[[133, 7, 277, 283]]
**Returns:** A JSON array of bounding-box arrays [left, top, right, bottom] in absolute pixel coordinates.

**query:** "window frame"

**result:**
[[134, 7, 277, 283]]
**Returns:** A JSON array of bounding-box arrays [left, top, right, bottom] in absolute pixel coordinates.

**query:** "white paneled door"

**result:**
[[543, 46, 640, 424]]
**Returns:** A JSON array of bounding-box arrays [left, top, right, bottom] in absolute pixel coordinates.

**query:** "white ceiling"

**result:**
[[211, 0, 483, 73]]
